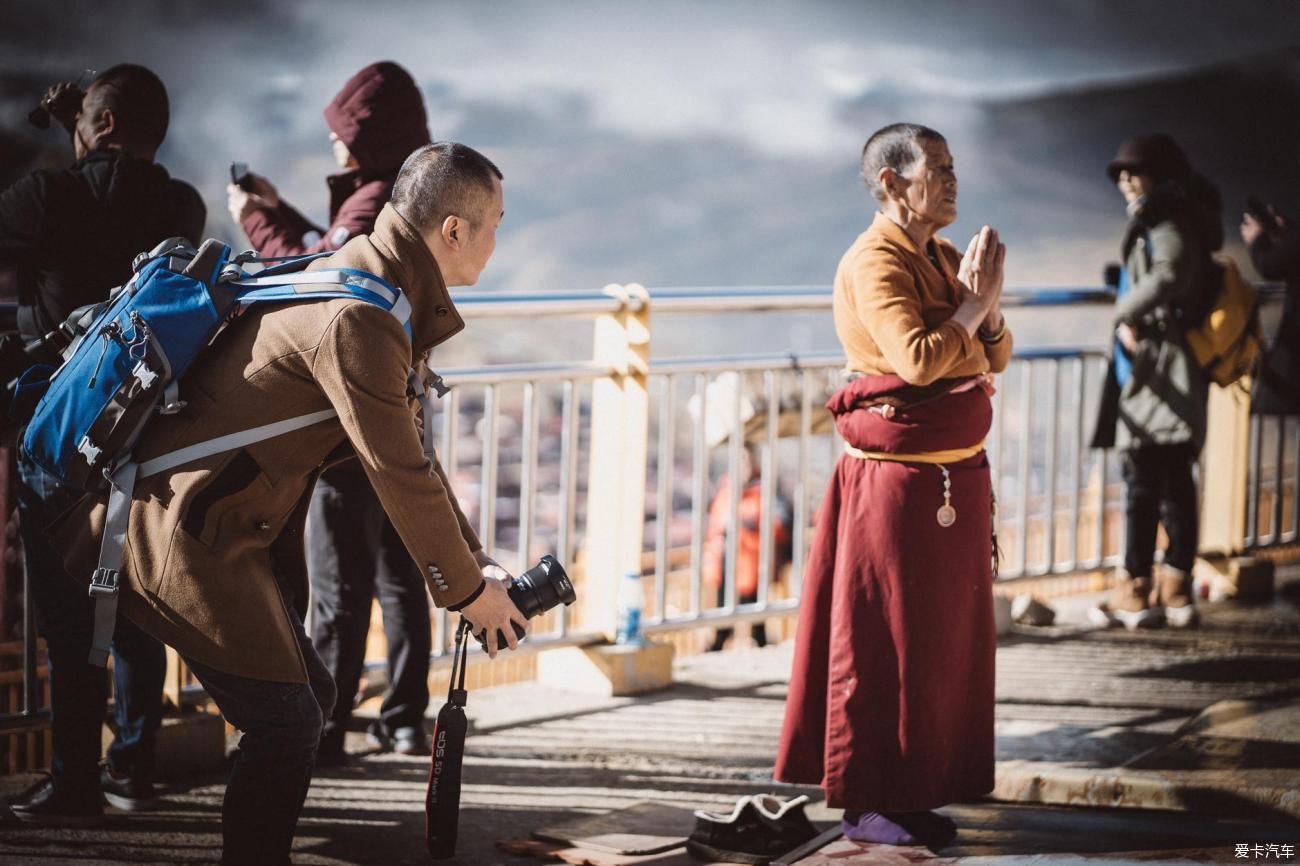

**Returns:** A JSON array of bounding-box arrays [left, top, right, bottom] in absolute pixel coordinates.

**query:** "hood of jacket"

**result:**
[[323, 61, 432, 177]]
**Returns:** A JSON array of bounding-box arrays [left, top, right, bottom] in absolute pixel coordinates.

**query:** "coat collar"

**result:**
[[868, 211, 958, 289], [368, 204, 464, 354]]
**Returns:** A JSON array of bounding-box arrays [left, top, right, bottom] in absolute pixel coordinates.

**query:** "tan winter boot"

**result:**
[[1155, 566, 1199, 628], [1090, 570, 1163, 630]]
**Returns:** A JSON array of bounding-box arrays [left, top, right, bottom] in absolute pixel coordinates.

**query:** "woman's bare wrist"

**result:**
[[953, 300, 989, 337]]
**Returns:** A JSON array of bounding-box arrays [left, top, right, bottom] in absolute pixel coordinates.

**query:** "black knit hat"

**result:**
[[1106, 133, 1191, 184]]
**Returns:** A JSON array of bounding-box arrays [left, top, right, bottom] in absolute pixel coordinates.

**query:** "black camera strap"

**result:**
[[425, 618, 471, 860]]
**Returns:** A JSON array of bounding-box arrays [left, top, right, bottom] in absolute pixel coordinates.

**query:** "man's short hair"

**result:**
[[391, 142, 503, 233], [860, 123, 945, 202], [85, 64, 170, 155]]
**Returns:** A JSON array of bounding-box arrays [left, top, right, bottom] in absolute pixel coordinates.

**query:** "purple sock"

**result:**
[[841, 810, 958, 849], [840, 811, 921, 846]]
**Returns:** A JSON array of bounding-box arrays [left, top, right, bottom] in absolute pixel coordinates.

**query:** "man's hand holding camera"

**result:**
[[459, 550, 529, 659]]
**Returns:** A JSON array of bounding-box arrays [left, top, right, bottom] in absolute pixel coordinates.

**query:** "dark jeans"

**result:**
[[16, 455, 166, 795], [1122, 442, 1200, 577], [308, 462, 430, 742], [184, 605, 336, 866]]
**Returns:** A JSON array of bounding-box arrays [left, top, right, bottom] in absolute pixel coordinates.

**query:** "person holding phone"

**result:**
[[226, 61, 443, 764], [226, 61, 429, 256]]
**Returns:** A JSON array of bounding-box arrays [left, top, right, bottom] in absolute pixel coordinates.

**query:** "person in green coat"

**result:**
[[1091, 134, 1218, 630]]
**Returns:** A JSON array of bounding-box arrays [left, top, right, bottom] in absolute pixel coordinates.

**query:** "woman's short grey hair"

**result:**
[[860, 123, 945, 202]]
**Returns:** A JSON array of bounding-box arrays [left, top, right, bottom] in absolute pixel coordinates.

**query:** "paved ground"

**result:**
[[1, 574, 1299, 865]]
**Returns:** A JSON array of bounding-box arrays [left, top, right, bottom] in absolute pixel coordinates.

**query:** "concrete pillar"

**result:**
[[1199, 382, 1252, 556], [581, 284, 650, 640], [1197, 379, 1275, 599]]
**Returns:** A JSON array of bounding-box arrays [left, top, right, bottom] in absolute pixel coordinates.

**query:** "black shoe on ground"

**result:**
[[8, 773, 104, 825], [687, 794, 818, 865], [392, 726, 431, 756], [100, 765, 157, 811], [367, 722, 431, 756]]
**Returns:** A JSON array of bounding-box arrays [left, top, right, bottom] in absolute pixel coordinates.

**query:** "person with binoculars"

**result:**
[[2, 64, 205, 824], [47, 141, 524, 866]]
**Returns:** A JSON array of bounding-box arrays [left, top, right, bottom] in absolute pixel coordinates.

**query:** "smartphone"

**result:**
[[229, 162, 253, 192]]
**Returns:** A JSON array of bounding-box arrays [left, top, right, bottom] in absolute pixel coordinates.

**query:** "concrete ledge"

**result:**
[[1193, 555, 1275, 601], [993, 759, 1300, 821], [537, 641, 675, 697]]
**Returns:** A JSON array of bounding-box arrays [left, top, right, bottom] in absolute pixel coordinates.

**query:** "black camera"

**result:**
[[475, 555, 576, 650]]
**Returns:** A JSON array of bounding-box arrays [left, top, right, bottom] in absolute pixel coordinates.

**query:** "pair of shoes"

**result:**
[[1089, 571, 1164, 631], [100, 765, 157, 811], [8, 773, 104, 825], [687, 794, 819, 865], [366, 722, 431, 756], [842, 809, 957, 850]]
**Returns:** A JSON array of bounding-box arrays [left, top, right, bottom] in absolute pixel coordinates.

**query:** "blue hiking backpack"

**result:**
[[21, 236, 427, 666]]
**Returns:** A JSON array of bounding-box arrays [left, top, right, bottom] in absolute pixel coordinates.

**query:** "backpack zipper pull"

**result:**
[[87, 321, 121, 389]]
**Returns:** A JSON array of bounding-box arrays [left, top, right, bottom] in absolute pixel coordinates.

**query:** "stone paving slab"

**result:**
[[2, 584, 1300, 864], [791, 802, 1299, 864]]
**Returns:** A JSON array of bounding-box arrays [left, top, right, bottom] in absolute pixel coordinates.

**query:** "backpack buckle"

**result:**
[[77, 435, 102, 467], [89, 567, 120, 598], [132, 360, 160, 390]]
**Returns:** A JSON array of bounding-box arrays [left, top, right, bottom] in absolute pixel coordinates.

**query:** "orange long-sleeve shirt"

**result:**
[[832, 212, 1013, 386]]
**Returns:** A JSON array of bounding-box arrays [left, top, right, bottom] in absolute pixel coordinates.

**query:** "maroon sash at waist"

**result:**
[[828, 373, 994, 456]]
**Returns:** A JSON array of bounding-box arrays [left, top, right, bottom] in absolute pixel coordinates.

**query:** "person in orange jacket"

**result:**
[[702, 442, 792, 651]]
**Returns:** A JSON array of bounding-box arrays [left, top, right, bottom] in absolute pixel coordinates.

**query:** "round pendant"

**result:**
[[936, 504, 957, 527]]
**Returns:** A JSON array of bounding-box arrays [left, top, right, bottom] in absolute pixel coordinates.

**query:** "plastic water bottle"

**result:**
[[616, 572, 645, 646]]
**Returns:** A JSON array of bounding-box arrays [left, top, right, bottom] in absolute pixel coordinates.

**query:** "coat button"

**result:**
[[435, 306, 449, 317], [256, 520, 271, 531]]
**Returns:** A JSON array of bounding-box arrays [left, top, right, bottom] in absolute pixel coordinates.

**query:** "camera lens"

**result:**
[[508, 555, 576, 618], [477, 555, 577, 651]]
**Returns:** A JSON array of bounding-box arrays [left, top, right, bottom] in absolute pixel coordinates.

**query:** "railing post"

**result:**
[[582, 283, 650, 640], [1198, 381, 1276, 599], [1200, 383, 1252, 556]]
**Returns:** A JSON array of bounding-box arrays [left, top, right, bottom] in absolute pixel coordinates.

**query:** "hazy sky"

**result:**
[[3, 0, 1299, 310]]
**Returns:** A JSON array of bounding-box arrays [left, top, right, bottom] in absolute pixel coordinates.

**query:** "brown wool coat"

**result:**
[[54, 205, 484, 682], [833, 212, 1013, 383]]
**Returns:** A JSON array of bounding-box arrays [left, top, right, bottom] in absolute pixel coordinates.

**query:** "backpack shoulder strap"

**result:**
[[229, 269, 411, 334]]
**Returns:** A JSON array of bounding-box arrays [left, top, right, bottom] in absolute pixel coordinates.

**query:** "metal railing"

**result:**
[[426, 285, 1127, 648], [1246, 413, 1300, 549], [3, 281, 1287, 745]]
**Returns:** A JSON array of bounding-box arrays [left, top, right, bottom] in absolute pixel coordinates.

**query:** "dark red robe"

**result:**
[[774, 374, 996, 811]]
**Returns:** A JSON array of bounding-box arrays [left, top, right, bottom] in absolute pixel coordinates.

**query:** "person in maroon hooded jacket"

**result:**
[[227, 61, 439, 762]]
